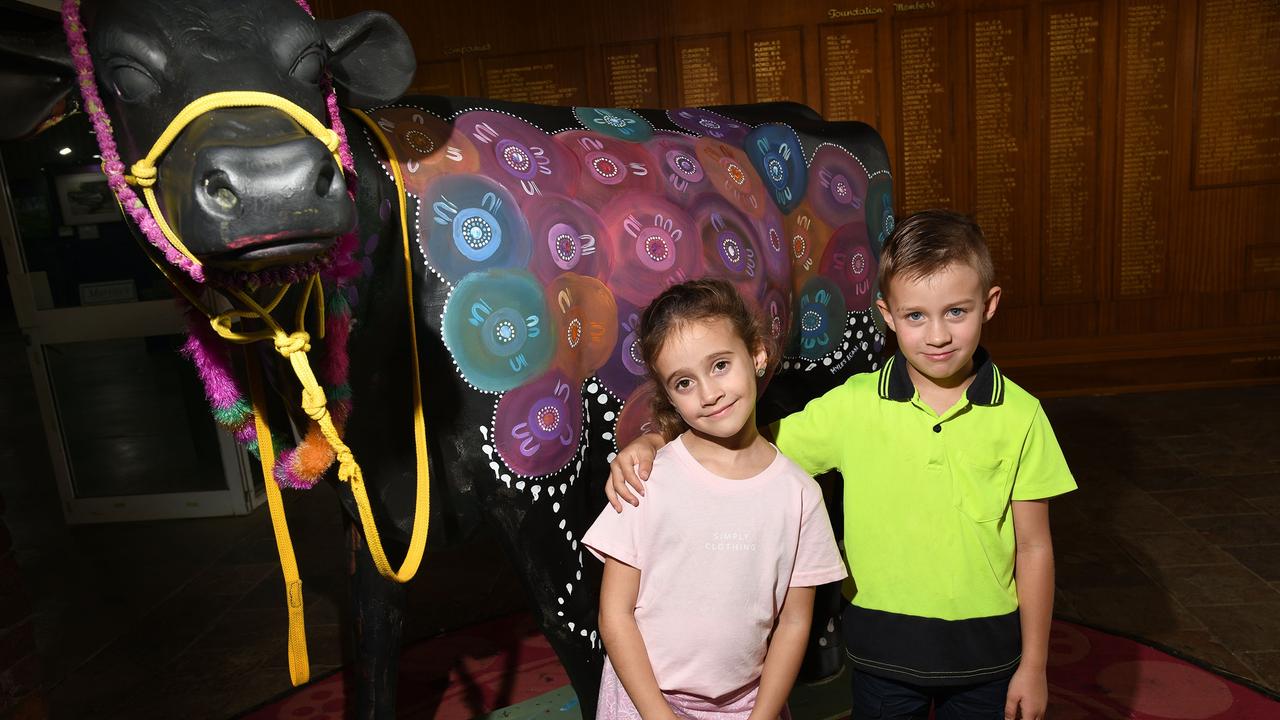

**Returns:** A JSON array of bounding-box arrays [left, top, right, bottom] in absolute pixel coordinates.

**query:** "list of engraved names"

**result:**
[[749, 30, 803, 103], [605, 44, 660, 107], [1118, 0, 1175, 297], [1044, 5, 1099, 302], [897, 20, 952, 214], [972, 12, 1021, 292], [677, 38, 730, 106], [482, 53, 584, 105], [1195, 0, 1280, 186], [821, 23, 877, 123]]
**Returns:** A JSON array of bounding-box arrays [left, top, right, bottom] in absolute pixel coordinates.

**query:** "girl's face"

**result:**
[[652, 317, 767, 441]]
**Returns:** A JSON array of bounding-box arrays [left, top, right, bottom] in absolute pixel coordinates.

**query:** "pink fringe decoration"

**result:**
[[321, 316, 351, 387], [325, 232, 363, 286], [180, 308, 248, 414], [235, 423, 258, 445], [62, 1, 204, 282], [275, 451, 314, 489]]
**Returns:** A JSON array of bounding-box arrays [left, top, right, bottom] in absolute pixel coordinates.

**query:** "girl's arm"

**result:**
[[748, 585, 816, 720], [1006, 499, 1054, 720], [598, 557, 679, 720]]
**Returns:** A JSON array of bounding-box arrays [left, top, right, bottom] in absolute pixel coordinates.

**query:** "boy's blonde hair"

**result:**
[[638, 279, 772, 440], [878, 210, 995, 299]]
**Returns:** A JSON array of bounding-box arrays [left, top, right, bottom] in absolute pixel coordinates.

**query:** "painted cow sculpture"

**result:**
[[1, 1, 893, 717]]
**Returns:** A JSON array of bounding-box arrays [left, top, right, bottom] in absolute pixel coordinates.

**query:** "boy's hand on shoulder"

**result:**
[[1004, 665, 1047, 720], [606, 433, 663, 512]]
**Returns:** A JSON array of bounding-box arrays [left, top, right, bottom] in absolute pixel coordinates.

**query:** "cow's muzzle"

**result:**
[[125, 91, 355, 272]]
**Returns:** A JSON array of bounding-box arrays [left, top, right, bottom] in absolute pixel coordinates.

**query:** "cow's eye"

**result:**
[[107, 61, 160, 102], [291, 48, 324, 85]]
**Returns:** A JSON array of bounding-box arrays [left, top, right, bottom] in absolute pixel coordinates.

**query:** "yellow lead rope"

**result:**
[[246, 356, 311, 685], [205, 109, 430, 685], [342, 107, 432, 583], [222, 134, 432, 676]]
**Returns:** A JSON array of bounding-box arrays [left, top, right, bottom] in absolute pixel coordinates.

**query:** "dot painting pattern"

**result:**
[[371, 102, 891, 479]]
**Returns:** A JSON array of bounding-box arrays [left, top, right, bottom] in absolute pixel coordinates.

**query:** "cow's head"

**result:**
[[4, 0, 415, 275]]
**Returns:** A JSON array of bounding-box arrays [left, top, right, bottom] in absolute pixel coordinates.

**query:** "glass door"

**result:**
[[1, 113, 264, 523]]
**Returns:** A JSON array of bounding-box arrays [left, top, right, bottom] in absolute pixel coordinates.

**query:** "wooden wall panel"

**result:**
[[323, 0, 1280, 392]]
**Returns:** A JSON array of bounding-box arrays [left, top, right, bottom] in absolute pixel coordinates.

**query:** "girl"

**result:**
[[584, 279, 846, 720]]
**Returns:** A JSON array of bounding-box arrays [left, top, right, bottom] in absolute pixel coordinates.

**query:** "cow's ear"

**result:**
[[0, 30, 77, 140], [319, 12, 415, 107]]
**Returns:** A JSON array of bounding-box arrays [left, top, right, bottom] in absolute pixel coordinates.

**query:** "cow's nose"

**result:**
[[194, 137, 346, 220], [203, 170, 239, 212]]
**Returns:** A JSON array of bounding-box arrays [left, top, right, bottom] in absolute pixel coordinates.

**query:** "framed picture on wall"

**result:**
[[52, 169, 120, 225]]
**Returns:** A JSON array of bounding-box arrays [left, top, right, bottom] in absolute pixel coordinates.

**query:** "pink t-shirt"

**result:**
[[583, 435, 847, 701]]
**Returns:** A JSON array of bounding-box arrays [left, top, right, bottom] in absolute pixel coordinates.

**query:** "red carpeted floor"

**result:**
[[239, 615, 1279, 719]]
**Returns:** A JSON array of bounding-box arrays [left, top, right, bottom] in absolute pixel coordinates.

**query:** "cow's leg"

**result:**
[[523, 563, 603, 720], [485, 501, 603, 719], [800, 471, 847, 682], [799, 579, 845, 682], [346, 518, 407, 720]]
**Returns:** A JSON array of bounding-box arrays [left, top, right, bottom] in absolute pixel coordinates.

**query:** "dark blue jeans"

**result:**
[[851, 669, 1012, 719]]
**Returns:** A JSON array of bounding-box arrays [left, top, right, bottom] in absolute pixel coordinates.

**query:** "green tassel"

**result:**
[[212, 398, 252, 427]]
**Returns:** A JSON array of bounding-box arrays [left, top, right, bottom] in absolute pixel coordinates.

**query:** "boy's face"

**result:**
[[876, 262, 1001, 390], [652, 317, 767, 441]]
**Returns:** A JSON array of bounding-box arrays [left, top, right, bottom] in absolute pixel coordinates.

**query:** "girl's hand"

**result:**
[[605, 433, 664, 511], [1004, 665, 1047, 720]]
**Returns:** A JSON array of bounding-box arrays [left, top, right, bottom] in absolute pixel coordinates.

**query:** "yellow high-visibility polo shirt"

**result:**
[[773, 347, 1076, 685]]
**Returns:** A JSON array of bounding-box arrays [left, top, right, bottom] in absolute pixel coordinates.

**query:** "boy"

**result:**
[[606, 210, 1075, 720]]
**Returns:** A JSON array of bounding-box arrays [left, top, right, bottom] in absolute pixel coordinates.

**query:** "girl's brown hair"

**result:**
[[637, 278, 771, 440]]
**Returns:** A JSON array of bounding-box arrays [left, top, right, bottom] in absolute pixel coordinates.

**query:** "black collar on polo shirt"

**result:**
[[878, 346, 1005, 406]]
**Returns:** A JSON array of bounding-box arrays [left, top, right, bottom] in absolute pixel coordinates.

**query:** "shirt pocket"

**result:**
[[951, 453, 1013, 523]]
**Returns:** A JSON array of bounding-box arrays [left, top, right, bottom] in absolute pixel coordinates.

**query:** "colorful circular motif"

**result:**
[[599, 194, 703, 307], [751, 204, 792, 291], [761, 284, 792, 345], [573, 107, 653, 142], [646, 133, 710, 203], [421, 174, 532, 284], [809, 144, 871, 230], [558, 130, 661, 206], [454, 111, 578, 202], [441, 269, 554, 393], [596, 300, 648, 399], [865, 174, 895, 258], [523, 193, 611, 283], [744, 125, 807, 214], [819, 220, 878, 311], [696, 138, 768, 218], [369, 107, 480, 196], [690, 195, 764, 300], [667, 108, 751, 144], [784, 203, 832, 285], [547, 273, 619, 381], [494, 369, 584, 477], [789, 276, 846, 360]]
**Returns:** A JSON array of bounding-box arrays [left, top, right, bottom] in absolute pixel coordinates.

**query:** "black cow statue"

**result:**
[[1, 1, 893, 717]]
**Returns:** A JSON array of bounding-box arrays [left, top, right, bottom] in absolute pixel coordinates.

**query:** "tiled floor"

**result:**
[[2, 318, 1278, 718], [1046, 387, 1280, 689]]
